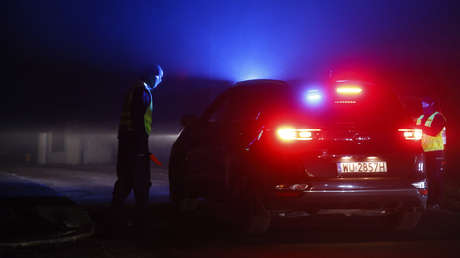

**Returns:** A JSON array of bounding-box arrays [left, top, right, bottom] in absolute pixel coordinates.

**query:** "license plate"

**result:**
[[337, 161, 387, 173]]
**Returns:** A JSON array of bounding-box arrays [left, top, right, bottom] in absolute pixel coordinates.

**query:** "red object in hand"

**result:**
[[149, 154, 163, 167]]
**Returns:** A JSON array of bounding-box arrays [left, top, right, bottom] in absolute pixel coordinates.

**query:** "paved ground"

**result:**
[[2, 165, 169, 204], [2, 166, 460, 258], [0, 170, 94, 249]]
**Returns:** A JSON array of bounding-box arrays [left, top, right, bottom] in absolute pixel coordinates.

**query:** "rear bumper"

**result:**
[[266, 187, 427, 212]]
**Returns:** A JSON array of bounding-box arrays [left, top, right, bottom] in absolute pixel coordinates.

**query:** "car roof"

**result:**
[[226, 78, 404, 112], [234, 79, 287, 87], [206, 78, 410, 126], [230, 79, 288, 92], [230, 79, 395, 98]]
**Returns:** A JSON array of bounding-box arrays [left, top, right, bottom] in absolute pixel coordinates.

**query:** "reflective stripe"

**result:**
[[425, 112, 439, 127], [417, 112, 446, 152], [416, 115, 424, 126]]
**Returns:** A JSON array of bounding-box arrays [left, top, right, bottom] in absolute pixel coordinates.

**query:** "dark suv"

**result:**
[[169, 79, 427, 234]]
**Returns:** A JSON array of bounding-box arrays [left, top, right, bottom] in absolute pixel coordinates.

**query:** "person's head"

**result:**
[[421, 96, 438, 114], [142, 65, 164, 90]]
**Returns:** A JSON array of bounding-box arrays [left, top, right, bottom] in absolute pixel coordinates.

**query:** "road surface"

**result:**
[[1, 166, 460, 258]]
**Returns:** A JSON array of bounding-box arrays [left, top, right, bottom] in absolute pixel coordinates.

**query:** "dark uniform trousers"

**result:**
[[425, 150, 445, 206], [112, 135, 151, 222]]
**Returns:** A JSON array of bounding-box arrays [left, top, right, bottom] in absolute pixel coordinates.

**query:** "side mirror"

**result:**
[[181, 114, 199, 127]]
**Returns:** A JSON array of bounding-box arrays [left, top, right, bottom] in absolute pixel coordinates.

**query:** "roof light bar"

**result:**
[[336, 86, 362, 95]]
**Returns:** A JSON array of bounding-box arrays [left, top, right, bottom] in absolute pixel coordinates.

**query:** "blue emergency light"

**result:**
[[305, 89, 323, 104]]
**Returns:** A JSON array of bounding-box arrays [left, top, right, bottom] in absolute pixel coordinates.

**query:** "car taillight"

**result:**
[[398, 129, 422, 140], [277, 128, 321, 141]]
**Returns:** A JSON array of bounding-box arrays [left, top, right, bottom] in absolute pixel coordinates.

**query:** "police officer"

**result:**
[[112, 65, 164, 226], [416, 97, 446, 209]]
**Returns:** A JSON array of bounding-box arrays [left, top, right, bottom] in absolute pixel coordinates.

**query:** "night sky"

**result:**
[[5, 0, 460, 131]]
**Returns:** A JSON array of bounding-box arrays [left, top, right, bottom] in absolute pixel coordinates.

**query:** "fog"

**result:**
[[4, 0, 460, 170]]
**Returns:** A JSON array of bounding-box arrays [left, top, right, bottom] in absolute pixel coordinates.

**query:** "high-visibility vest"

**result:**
[[416, 112, 446, 152], [119, 83, 153, 135]]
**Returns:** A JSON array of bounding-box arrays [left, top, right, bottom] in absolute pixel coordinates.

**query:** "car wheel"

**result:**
[[241, 199, 272, 235], [169, 153, 198, 213], [385, 210, 422, 231], [225, 157, 271, 235]]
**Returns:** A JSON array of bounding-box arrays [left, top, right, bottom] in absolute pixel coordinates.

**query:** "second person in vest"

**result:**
[[416, 96, 446, 210]]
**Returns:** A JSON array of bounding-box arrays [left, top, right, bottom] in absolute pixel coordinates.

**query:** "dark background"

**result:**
[[5, 0, 460, 170]]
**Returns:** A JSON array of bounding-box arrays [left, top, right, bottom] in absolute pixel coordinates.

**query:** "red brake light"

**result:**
[[398, 129, 422, 140], [277, 128, 321, 141]]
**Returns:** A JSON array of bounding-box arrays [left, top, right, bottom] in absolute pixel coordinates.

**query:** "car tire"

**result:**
[[385, 210, 422, 231], [225, 157, 271, 235], [241, 200, 272, 235], [169, 152, 198, 213], [168, 153, 181, 203]]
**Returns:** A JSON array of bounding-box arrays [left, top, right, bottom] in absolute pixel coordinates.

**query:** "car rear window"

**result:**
[[206, 86, 287, 123], [272, 87, 408, 129], [219, 85, 408, 129], [210, 82, 407, 130]]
